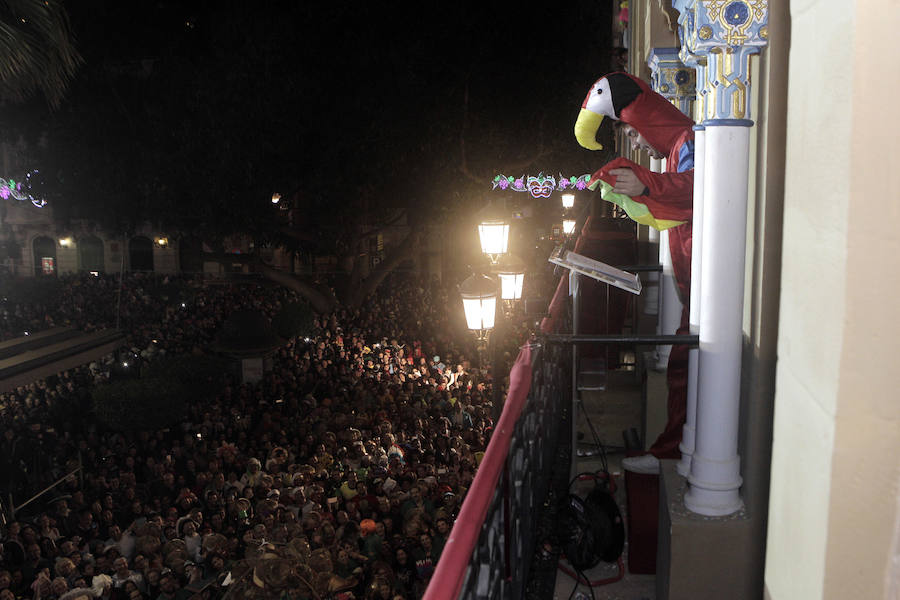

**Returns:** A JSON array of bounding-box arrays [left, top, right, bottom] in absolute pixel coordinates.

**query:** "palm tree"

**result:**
[[0, 0, 81, 108]]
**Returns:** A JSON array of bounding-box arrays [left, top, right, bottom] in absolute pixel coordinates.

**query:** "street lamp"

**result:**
[[495, 253, 526, 302], [561, 193, 575, 209], [459, 273, 498, 340], [562, 218, 577, 236], [477, 203, 510, 264]]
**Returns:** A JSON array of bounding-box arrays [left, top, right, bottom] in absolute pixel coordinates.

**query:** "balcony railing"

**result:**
[[425, 263, 699, 599], [424, 342, 568, 600]]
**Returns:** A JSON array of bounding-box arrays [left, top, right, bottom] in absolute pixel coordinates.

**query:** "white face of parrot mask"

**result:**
[[574, 77, 617, 150]]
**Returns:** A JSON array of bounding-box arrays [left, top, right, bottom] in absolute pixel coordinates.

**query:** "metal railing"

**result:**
[[425, 342, 568, 600], [426, 266, 699, 599], [3, 461, 82, 525]]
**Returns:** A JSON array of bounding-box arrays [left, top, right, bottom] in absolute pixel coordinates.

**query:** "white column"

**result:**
[[655, 159, 683, 371], [684, 123, 750, 515], [643, 158, 662, 319], [674, 0, 767, 517], [677, 125, 705, 477], [656, 230, 683, 371]]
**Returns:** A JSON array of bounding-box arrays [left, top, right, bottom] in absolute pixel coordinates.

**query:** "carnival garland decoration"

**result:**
[[492, 173, 591, 198], [0, 170, 46, 208]]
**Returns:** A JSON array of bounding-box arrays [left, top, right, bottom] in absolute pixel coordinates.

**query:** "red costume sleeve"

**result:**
[[592, 156, 693, 222]]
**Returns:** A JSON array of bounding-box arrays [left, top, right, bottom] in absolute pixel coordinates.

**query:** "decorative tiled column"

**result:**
[[675, 0, 768, 516], [648, 47, 697, 116], [647, 48, 695, 371]]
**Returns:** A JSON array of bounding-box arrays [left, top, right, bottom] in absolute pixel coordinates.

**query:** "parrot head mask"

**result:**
[[574, 71, 693, 156], [574, 73, 641, 150]]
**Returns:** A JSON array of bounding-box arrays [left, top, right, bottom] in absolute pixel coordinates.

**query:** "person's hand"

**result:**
[[31, 571, 50, 598], [31, 572, 48, 588], [609, 168, 647, 196]]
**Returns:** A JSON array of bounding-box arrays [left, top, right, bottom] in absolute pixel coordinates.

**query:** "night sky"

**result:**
[[14, 1, 616, 235]]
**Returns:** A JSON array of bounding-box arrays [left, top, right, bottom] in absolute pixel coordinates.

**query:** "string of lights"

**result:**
[[0, 170, 46, 207], [491, 173, 591, 198]]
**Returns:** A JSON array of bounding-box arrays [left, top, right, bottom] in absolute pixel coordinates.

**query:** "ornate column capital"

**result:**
[[647, 47, 696, 117], [673, 0, 769, 123]]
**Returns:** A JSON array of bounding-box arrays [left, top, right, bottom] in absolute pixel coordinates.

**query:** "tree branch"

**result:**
[[201, 252, 336, 314], [278, 226, 317, 244], [360, 208, 406, 239], [345, 228, 422, 307]]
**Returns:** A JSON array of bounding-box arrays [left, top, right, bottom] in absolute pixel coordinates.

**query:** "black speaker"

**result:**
[[559, 486, 625, 570]]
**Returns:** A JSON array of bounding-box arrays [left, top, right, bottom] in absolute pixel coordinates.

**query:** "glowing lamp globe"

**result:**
[[459, 274, 498, 333], [561, 193, 575, 209], [563, 218, 577, 235], [476, 200, 511, 263], [496, 254, 526, 301], [477, 219, 509, 260]]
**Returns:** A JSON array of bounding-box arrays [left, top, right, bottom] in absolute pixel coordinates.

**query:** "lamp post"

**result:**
[[477, 203, 510, 265], [493, 254, 524, 420], [562, 218, 577, 236], [459, 271, 503, 421], [459, 273, 498, 342], [494, 253, 525, 316], [561, 193, 575, 209]]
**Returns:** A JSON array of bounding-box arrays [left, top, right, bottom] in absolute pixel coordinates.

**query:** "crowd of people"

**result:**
[[0, 270, 528, 599]]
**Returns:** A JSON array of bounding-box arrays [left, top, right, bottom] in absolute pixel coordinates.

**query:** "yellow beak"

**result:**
[[574, 108, 605, 150]]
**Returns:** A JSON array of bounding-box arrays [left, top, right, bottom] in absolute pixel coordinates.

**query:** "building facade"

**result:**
[[624, 2, 899, 599]]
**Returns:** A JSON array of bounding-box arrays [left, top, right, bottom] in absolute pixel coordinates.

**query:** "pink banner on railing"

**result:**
[[423, 343, 534, 600]]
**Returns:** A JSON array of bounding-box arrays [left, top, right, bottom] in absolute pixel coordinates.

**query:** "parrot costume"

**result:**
[[573, 71, 696, 459], [575, 71, 694, 302]]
